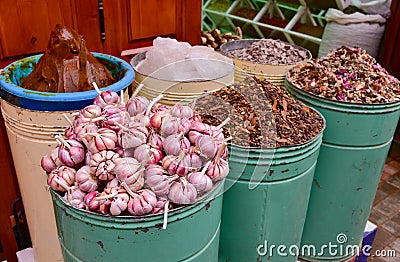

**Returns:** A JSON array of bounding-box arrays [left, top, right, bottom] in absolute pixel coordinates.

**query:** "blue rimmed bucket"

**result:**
[[0, 52, 134, 261], [0, 52, 134, 111]]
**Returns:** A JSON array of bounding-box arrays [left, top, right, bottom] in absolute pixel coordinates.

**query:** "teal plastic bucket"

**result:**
[[285, 79, 400, 261], [219, 127, 324, 262], [51, 182, 223, 262], [0, 52, 134, 111]]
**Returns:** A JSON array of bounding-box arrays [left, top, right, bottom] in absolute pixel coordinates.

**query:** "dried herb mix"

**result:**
[[194, 77, 324, 148], [226, 38, 310, 65], [287, 46, 400, 104]]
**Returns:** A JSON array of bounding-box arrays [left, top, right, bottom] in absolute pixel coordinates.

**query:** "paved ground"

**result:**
[[368, 148, 400, 261]]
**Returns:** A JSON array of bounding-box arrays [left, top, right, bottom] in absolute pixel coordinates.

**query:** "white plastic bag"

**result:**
[[318, 8, 386, 58], [351, 0, 391, 17]]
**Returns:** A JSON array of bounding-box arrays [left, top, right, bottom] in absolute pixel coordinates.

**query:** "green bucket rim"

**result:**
[[51, 180, 223, 228]]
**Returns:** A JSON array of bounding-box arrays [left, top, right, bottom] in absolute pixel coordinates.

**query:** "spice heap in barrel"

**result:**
[[287, 46, 400, 103], [41, 91, 230, 217], [195, 77, 325, 148], [226, 38, 310, 65]]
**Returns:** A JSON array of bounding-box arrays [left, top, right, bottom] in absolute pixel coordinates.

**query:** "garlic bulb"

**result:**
[[57, 136, 85, 167], [90, 150, 120, 181], [47, 166, 76, 192], [94, 90, 120, 108], [127, 189, 157, 216], [114, 157, 145, 192], [168, 177, 197, 205], [162, 133, 190, 156], [126, 96, 150, 117], [75, 165, 99, 192]]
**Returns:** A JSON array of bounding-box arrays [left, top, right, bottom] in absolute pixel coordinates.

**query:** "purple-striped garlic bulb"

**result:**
[[75, 165, 99, 192], [73, 122, 98, 142], [189, 121, 212, 134], [127, 189, 157, 216], [110, 192, 129, 215], [63, 185, 86, 209], [88, 188, 120, 215], [187, 161, 213, 194], [144, 164, 178, 197], [149, 110, 168, 129], [168, 177, 197, 205], [126, 96, 150, 117], [162, 132, 190, 156], [144, 164, 165, 178], [64, 126, 76, 140], [114, 147, 135, 158], [147, 131, 163, 150], [117, 122, 148, 150], [41, 154, 57, 173], [170, 104, 194, 119], [105, 177, 120, 188], [47, 166, 76, 192], [81, 128, 118, 154], [94, 187, 130, 216], [89, 150, 120, 181], [151, 103, 169, 114], [134, 144, 162, 165], [94, 90, 120, 108], [184, 150, 203, 172], [84, 191, 101, 212], [187, 120, 215, 144], [179, 118, 192, 134], [84, 151, 92, 165], [51, 147, 64, 167], [52, 147, 64, 166], [57, 136, 85, 167], [162, 150, 189, 176], [195, 135, 218, 160], [188, 130, 203, 145], [133, 94, 164, 128], [152, 197, 168, 214], [160, 115, 180, 137], [102, 105, 130, 130], [80, 104, 103, 120], [206, 143, 229, 182], [114, 157, 145, 192], [41, 147, 62, 173]]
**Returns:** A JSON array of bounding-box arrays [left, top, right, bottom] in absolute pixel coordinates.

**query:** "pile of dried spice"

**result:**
[[226, 38, 310, 65], [287, 46, 400, 104], [194, 77, 324, 148]]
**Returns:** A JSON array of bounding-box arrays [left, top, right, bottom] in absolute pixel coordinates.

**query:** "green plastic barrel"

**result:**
[[50, 182, 223, 262], [219, 127, 324, 262], [285, 79, 400, 261]]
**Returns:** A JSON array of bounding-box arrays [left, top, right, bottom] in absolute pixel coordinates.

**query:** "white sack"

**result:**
[[318, 8, 386, 58]]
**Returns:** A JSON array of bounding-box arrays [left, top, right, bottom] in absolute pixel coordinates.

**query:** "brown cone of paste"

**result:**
[[21, 24, 115, 93]]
